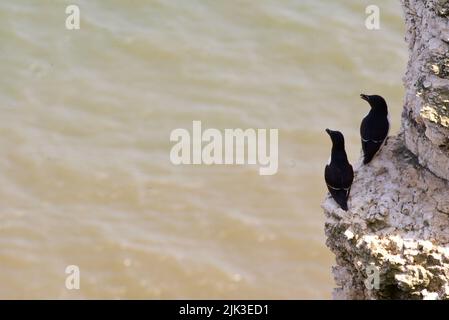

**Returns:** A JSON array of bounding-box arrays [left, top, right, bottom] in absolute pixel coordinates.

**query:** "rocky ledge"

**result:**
[[323, 0, 449, 300], [323, 136, 449, 299]]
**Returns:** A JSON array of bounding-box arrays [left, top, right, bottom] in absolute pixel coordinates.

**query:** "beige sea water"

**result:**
[[0, 1, 407, 299]]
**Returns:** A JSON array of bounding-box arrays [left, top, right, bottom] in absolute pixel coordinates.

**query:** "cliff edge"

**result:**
[[323, 0, 449, 300]]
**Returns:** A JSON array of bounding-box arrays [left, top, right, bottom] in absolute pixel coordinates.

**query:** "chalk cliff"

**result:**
[[323, 0, 449, 299]]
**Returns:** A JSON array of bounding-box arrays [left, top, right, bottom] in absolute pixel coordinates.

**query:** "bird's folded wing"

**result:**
[[362, 138, 385, 143], [326, 184, 350, 191]]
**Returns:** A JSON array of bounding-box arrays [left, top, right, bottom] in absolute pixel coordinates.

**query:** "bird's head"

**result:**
[[326, 129, 345, 149], [360, 94, 388, 114]]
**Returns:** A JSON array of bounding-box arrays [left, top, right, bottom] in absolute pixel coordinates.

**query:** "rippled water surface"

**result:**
[[0, 0, 407, 298]]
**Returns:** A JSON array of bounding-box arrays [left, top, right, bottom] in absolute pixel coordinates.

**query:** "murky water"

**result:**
[[0, 0, 407, 299]]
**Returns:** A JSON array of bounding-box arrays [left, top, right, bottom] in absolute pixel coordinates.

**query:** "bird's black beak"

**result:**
[[360, 94, 370, 102], [325, 128, 332, 136]]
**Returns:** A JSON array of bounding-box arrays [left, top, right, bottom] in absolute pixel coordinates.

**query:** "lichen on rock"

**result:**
[[435, 0, 449, 16]]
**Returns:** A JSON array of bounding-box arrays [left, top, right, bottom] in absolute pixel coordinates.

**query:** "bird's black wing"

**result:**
[[361, 116, 389, 164], [325, 163, 352, 211], [341, 164, 354, 192], [361, 116, 389, 141], [325, 163, 342, 190], [325, 163, 353, 190]]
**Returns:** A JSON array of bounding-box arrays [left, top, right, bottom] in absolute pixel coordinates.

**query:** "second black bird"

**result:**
[[325, 129, 354, 211], [360, 94, 390, 165]]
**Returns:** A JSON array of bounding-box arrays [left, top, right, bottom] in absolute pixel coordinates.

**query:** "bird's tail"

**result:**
[[330, 189, 349, 211], [363, 155, 372, 165], [339, 200, 348, 211]]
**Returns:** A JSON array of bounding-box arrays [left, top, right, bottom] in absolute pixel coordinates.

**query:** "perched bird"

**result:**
[[325, 129, 354, 211], [360, 94, 390, 165]]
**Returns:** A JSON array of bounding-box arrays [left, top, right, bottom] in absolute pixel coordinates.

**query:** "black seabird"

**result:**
[[325, 129, 354, 211], [360, 94, 390, 165]]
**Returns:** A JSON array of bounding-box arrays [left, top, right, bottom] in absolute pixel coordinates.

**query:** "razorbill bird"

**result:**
[[360, 94, 390, 165], [325, 129, 354, 211]]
